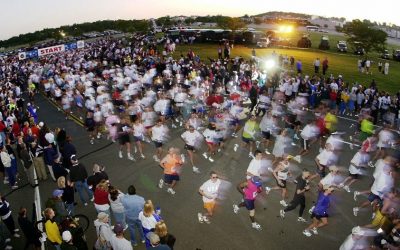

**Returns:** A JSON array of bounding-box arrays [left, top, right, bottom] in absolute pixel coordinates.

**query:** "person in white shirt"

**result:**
[[246, 150, 266, 179], [297, 121, 319, 157], [181, 126, 203, 173], [259, 112, 278, 155], [339, 226, 368, 250], [318, 165, 342, 191], [132, 119, 147, 159], [311, 143, 338, 180], [198, 171, 221, 223], [339, 148, 370, 193], [150, 120, 169, 162], [202, 124, 218, 163]]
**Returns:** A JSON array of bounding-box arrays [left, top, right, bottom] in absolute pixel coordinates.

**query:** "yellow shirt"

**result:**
[[45, 219, 62, 244]]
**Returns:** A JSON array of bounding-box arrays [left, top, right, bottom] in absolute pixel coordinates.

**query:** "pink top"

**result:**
[[244, 180, 260, 200]]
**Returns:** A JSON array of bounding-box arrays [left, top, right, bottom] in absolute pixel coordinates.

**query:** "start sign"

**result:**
[[38, 44, 65, 57]]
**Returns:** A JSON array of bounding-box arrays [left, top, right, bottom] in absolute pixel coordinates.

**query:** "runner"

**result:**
[[132, 119, 147, 159], [158, 147, 184, 195], [233, 176, 266, 230], [150, 119, 169, 162], [198, 171, 221, 224], [181, 125, 203, 173], [117, 118, 135, 161]]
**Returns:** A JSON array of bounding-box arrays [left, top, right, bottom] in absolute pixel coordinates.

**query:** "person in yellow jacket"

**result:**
[[236, 115, 260, 158], [44, 208, 62, 249]]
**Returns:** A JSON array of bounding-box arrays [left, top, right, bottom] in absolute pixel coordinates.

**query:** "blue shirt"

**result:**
[[313, 192, 330, 216], [121, 194, 145, 220]]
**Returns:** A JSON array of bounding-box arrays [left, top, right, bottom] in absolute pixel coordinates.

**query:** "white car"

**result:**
[[257, 38, 270, 48], [337, 41, 347, 52]]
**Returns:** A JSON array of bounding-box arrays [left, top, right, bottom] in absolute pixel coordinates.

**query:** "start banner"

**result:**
[[38, 44, 65, 57]]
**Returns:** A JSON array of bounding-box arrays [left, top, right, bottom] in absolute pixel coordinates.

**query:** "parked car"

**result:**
[[381, 49, 390, 59], [392, 49, 400, 61], [297, 34, 311, 48], [337, 41, 347, 52], [353, 42, 365, 55], [318, 36, 330, 50], [256, 37, 270, 48]]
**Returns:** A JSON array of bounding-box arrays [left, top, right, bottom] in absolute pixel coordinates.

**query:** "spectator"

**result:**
[[139, 200, 162, 248], [93, 212, 112, 250], [146, 232, 171, 250], [61, 231, 77, 250], [69, 155, 93, 206], [108, 186, 126, 228], [44, 208, 62, 250], [87, 164, 108, 191], [18, 207, 41, 250], [110, 223, 132, 250], [121, 185, 146, 247], [94, 180, 111, 218], [155, 220, 176, 250], [57, 176, 75, 215]]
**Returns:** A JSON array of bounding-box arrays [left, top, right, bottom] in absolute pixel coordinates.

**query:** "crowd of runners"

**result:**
[[0, 33, 399, 249]]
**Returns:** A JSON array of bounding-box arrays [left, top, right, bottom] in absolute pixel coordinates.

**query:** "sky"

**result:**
[[1, 0, 398, 41]]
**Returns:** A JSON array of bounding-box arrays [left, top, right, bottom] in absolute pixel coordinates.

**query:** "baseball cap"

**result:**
[[38, 121, 44, 127], [62, 230, 72, 242], [113, 223, 124, 234], [251, 176, 262, 187], [53, 189, 64, 197], [45, 133, 55, 144]]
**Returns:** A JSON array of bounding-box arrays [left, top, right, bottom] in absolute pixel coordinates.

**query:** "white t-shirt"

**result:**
[[247, 159, 262, 178], [200, 179, 221, 203], [377, 130, 394, 148], [320, 173, 340, 186], [370, 171, 393, 198], [316, 150, 337, 166], [152, 125, 167, 142], [138, 212, 158, 230], [349, 151, 370, 175], [181, 130, 202, 146]]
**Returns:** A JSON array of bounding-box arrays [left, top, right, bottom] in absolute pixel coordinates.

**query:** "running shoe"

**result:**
[[232, 133, 238, 138], [265, 187, 271, 194], [343, 185, 351, 193], [197, 213, 204, 223], [90, 139, 94, 145], [193, 166, 201, 174], [353, 207, 359, 216], [202, 152, 208, 159], [127, 154, 135, 161], [251, 222, 262, 231], [294, 155, 301, 163], [153, 155, 160, 162], [297, 217, 307, 222], [265, 149, 271, 155], [13, 233, 20, 238], [97, 133, 101, 139], [249, 152, 255, 159], [181, 154, 185, 163], [203, 216, 211, 224], [353, 191, 360, 201], [368, 161, 375, 168], [140, 154, 145, 159], [308, 206, 315, 215], [233, 144, 239, 152], [349, 143, 354, 150], [208, 157, 214, 162], [167, 188, 176, 195], [171, 124, 177, 128], [294, 134, 299, 140], [158, 179, 164, 189], [311, 227, 318, 235], [303, 230, 312, 237], [280, 200, 288, 207], [118, 151, 123, 158], [256, 141, 261, 148], [280, 209, 285, 218], [233, 204, 239, 214], [134, 146, 137, 153], [5, 246, 12, 250]]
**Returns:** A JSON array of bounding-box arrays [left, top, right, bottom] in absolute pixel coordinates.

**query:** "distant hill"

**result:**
[[252, 11, 311, 19]]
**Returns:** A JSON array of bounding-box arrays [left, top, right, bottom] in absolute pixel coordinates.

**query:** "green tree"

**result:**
[[218, 17, 246, 31], [342, 19, 387, 54]]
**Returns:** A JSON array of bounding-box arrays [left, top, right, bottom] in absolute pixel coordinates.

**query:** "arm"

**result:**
[[236, 181, 247, 195]]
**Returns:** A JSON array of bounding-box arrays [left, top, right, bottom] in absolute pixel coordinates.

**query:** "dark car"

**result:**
[[381, 50, 390, 59], [393, 50, 400, 61], [353, 42, 365, 55], [297, 35, 312, 48], [318, 36, 330, 50]]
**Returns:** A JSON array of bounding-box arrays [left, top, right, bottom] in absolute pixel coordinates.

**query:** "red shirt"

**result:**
[[94, 189, 109, 205], [12, 123, 20, 137], [31, 126, 40, 138], [0, 121, 6, 133]]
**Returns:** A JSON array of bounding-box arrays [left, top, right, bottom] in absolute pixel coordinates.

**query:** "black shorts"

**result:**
[[244, 199, 255, 210], [242, 136, 253, 144], [311, 212, 328, 220], [368, 193, 382, 204], [262, 131, 271, 140], [349, 173, 360, 179], [55, 96, 62, 101], [87, 127, 94, 132], [154, 141, 163, 148], [184, 144, 195, 151], [301, 138, 309, 150], [276, 179, 287, 188], [316, 164, 326, 178], [133, 136, 144, 142], [164, 174, 180, 184], [119, 135, 130, 145]]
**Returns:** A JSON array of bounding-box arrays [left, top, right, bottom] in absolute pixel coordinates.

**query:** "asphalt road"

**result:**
[[3, 94, 398, 250]]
